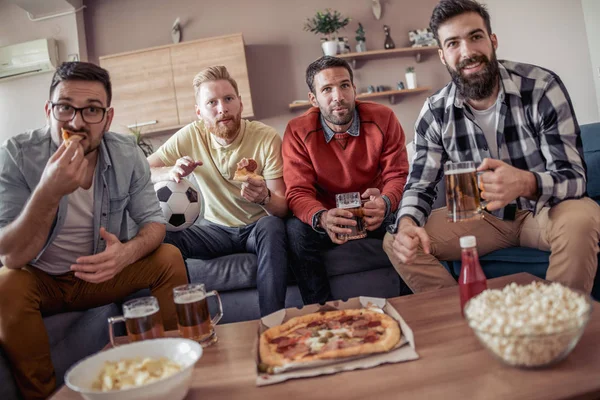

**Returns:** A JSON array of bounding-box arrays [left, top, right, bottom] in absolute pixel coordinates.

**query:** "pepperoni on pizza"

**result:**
[[234, 157, 263, 181], [259, 309, 401, 370]]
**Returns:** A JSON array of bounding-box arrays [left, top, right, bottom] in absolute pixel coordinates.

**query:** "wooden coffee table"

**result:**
[[51, 273, 600, 400]]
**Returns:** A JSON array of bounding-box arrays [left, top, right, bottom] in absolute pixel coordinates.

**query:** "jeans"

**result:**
[[165, 216, 288, 316], [286, 215, 392, 305]]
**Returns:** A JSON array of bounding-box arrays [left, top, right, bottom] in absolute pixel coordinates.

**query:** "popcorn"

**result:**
[[464, 282, 591, 367], [92, 357, 182, 391]]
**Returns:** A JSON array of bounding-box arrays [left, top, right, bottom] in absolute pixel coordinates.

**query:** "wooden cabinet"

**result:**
[[171, 35, 253, 127], [99, 33, 253, 135]]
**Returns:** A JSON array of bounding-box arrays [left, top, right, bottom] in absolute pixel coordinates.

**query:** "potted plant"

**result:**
[[129, 124, 154, 157], [355, 23, 366, 52], [405, 66, 417, 89], [304, 9, 350, 56]]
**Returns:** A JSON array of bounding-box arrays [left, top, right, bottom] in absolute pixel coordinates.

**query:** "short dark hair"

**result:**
[[305, 56, 354, 94], [429, 0, 492, 44], [49, 62, 112, 106]]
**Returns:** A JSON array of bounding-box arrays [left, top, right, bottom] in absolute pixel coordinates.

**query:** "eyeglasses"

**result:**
[[49, 102, 108, 124]]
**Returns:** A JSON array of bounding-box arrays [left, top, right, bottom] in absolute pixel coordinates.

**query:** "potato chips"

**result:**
[[92, 357, 182, 391]]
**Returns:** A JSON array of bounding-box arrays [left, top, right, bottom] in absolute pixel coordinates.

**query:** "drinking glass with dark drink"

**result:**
[[107, 296, 165, 346], [444, 161, 484, 222], [173, 283, 223, 347], [335, 192, 367, 240]]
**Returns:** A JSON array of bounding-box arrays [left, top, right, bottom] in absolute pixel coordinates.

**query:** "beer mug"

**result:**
[[335, 192, 367, 240], [108, 296, 165, 346], [444, 161, 485, 222], [173, 283, 223, 347]]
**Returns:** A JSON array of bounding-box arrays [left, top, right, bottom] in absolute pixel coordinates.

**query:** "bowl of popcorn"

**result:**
[[65, 338, 202, 400], [464, 281, 592, 368]]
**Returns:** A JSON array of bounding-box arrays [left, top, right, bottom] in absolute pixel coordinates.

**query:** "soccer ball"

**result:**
[[154, 179, 202, 231]]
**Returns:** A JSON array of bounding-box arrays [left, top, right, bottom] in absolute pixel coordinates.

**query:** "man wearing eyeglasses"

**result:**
[[0, 62, 188, 400]]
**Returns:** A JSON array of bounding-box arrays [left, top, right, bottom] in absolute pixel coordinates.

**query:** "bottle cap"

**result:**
[[460, 235, 476, 248]]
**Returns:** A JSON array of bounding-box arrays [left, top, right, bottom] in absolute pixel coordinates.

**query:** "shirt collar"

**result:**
[[321, 109, 360, 143], [448, 60, 521, 110]]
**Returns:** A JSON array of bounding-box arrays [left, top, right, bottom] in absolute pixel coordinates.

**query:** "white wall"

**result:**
[[0, 0, 82, 144], [483, 0, 599, 124], [582, 0, 600, 117]]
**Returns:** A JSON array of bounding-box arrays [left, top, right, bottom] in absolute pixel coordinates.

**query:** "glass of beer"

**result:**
[[173, 283, 223, 347], [107, 296, 165, 346], [444, 161, 484, 222], [335, 192, 367, 240]]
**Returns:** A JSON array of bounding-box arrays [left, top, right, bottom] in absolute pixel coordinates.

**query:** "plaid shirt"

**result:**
[[398, 60, 586, 227]]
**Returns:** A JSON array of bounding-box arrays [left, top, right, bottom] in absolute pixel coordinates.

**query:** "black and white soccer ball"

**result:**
[[154, 179, 201, 232]]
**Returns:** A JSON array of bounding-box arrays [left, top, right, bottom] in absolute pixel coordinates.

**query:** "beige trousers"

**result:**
[[383, 197, 600, 294]]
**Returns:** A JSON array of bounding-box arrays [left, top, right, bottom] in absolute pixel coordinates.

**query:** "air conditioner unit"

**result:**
[[0, 38, 59, 81]]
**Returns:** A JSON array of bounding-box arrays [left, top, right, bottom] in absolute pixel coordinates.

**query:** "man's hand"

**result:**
[[361, 188, 385, 231], [319, 208, 355, 245], [477, 158, 538, 211], [70, 228, 131, 283], [170, 156, 202, 183], [391, 217, 430, 264], [241, 177, 269, 204], [39, 138, 88, 201]]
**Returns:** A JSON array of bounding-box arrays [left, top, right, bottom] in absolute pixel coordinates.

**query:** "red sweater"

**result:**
[[283, 101, 409, 225]]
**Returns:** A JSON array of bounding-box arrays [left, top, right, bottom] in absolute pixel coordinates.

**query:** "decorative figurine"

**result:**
[[367, 85, 375, 94], [372, 0, 382, 20], [383, 25, 395, 49], [355, 23, 367, 52], [397, 81, 405, 90], [171, 17, 182, 44], [409, 28, 438, 47]]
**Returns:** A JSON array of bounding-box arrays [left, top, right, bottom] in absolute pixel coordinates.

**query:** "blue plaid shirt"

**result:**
[[398, 60, 586, 227]]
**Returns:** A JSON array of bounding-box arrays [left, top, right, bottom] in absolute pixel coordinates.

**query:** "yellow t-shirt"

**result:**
[[156, 119, 283, 227]]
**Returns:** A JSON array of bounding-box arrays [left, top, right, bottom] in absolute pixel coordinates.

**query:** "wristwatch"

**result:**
[[259, 188, 271, 206]]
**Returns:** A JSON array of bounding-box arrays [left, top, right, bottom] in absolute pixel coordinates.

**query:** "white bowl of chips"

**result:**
[[65, 338, 202, 400]]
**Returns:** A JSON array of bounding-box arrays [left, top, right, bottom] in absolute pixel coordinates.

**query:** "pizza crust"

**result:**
[[61, 128, 83, 144], [233, 169, 263, 182], [233, 158, 263, 182], [259, 309, 401, 369]]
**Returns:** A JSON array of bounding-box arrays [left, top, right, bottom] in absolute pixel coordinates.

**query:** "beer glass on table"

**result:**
[[108, 296, 164, 346], [335, 192, 367, 240], [173, 283, 223, 347], [444, 161, 484, 222]]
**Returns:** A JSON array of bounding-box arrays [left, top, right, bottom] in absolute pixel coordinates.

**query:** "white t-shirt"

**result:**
[[34, 180, 95, 275], [471, 94, 502, 159]]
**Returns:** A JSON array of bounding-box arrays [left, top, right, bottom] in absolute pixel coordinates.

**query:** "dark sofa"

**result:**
[[1, 123, 599, 400]]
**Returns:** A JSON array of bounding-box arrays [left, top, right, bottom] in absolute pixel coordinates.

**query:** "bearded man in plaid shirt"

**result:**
[[384, 0, 600, 294]]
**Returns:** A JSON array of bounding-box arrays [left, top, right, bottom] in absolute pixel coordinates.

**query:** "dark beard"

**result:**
[[447, 51, 500, 101], [206, 113, 242, 140], [320, 102, 354, 127]]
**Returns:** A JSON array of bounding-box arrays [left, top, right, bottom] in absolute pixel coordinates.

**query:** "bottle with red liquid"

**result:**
[[458, 235, 487, 316]]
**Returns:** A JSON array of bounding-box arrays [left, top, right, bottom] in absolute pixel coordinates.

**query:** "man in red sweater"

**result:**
[[283, 56, 409, 305]]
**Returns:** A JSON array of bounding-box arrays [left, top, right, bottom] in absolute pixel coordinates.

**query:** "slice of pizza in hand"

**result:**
[[61, 128, 83, 145], [233, 157, 263, 182], [259, 308, 401, 371]]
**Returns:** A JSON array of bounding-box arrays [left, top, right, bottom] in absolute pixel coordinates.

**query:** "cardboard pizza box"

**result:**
[[255, 297, 419, 386]]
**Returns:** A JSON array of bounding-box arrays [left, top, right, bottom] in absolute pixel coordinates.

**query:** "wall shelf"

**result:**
[[337, 46, 438, 68], [288, 87, 431, 110]]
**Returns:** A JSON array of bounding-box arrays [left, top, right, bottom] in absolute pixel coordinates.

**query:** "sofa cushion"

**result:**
[[581, 122, 600, 201], [187, 238, 392, 292], [187, 253, 257, 292]]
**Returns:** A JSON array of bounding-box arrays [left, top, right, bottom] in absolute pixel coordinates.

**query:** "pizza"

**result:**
[[259, 309, 401, 370], [233, 158, 263, 182], [61, 128, 83, 144]]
